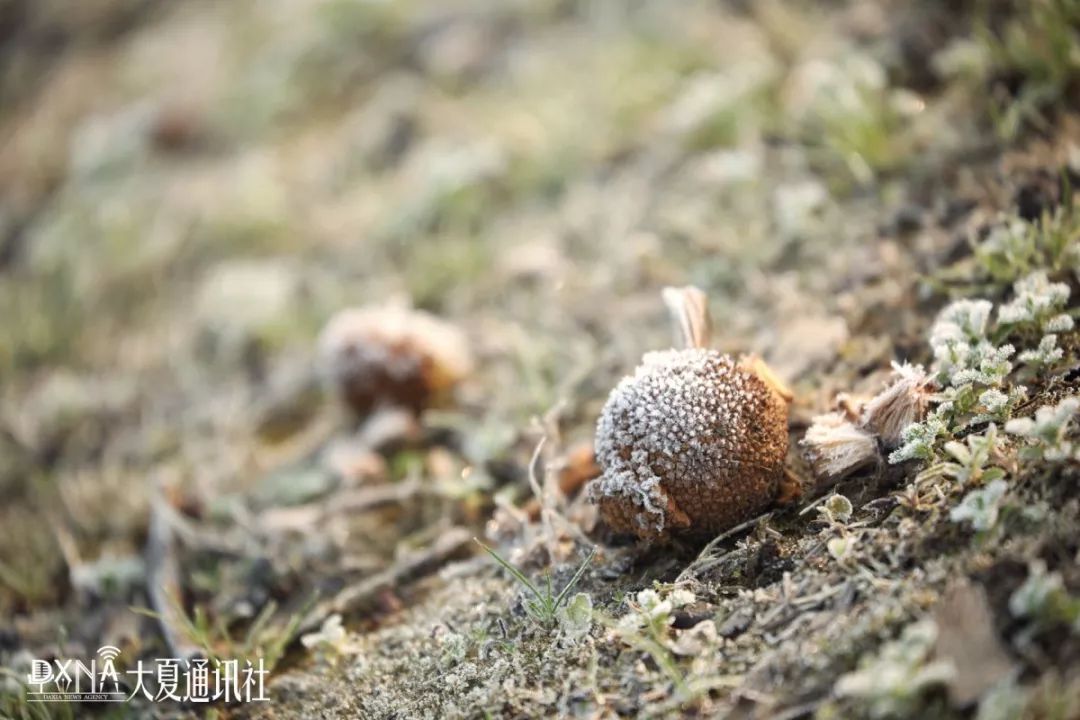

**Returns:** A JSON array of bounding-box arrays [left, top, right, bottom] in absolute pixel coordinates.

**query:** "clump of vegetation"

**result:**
[[973, 206, 1080, 287], [603, 585, 735, 711], [1010, 560, 1080, 635], [939, 424, 1008, 487], [475, 539, 595, 628], [1005, 396, 1080, 461], [788, 51, 923, 184], [134, 593, 313, 676], [949, 477, 1009, 532], [892, 265, 1074, 466], [981, 0, 1080, 139], [936, 0, 1080, 140], [834, 619, 955, 718]]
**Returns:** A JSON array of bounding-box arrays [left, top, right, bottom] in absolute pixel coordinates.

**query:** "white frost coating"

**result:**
[[930, 299, 994, 349], [590, 348, 757, 533]]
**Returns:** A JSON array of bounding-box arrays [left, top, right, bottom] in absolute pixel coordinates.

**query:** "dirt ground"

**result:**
[[1, 1, 1079, 718]]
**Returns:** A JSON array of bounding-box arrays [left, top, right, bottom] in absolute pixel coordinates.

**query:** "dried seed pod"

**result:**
[[859, 362, 934, 448], [800, 411, 878, 483], [588, 287, 791, 541], [800, 362, 934, 486], [317, 306, 472, 417]]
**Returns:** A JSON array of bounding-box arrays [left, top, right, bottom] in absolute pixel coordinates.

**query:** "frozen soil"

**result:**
[[1, 1, 1079, 719]]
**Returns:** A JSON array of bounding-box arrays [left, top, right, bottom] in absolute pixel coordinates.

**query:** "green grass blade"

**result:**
[[474, 538, 543, 601], [553, 547, 596, 611]]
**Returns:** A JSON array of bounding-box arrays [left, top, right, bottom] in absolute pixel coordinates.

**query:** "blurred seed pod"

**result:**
[[317, 306, 473, 418]]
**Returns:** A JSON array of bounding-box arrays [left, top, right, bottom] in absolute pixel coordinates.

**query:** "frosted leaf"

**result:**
[[1004, 396, 1079, 461], [888, 414, 948, 464], [1044, 314, 1074, 333], [997, 271, 1072, 330], [950, 478, 1008, 531], [1018, 334, 1065, 367], [930, 299, 993, 351]]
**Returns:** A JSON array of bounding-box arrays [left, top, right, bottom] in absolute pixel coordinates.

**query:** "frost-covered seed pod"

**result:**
[[588, 287, 790, 540]]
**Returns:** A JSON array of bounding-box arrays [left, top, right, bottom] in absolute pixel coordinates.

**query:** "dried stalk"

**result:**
[[145, 492, 203, 660], [662, 285, 711, 350]]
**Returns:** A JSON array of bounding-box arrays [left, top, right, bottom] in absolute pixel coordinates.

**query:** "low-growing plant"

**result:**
[[940, 424, 1008, 487], [791, 52, 920, 184], [978, 0, 1080, 140], [941, 204, 1080, 301], [827, 534, 859, 565], [0, 666, 77, 720], [475, 539, 595, 627], [818, 493, 854, 524], [1005, 396, 1080, 461], [835, 619, 955, 718], [892, 270, 1074, 467], [1010, 560, 1080, 634], [604, 588, 701, 700], [949, 478, 1009, 532], [133, 592, 314, 674]]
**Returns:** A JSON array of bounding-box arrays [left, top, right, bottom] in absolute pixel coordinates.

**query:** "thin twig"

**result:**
[[145, 492, 203, 660], [527, 432, 560, 563]]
